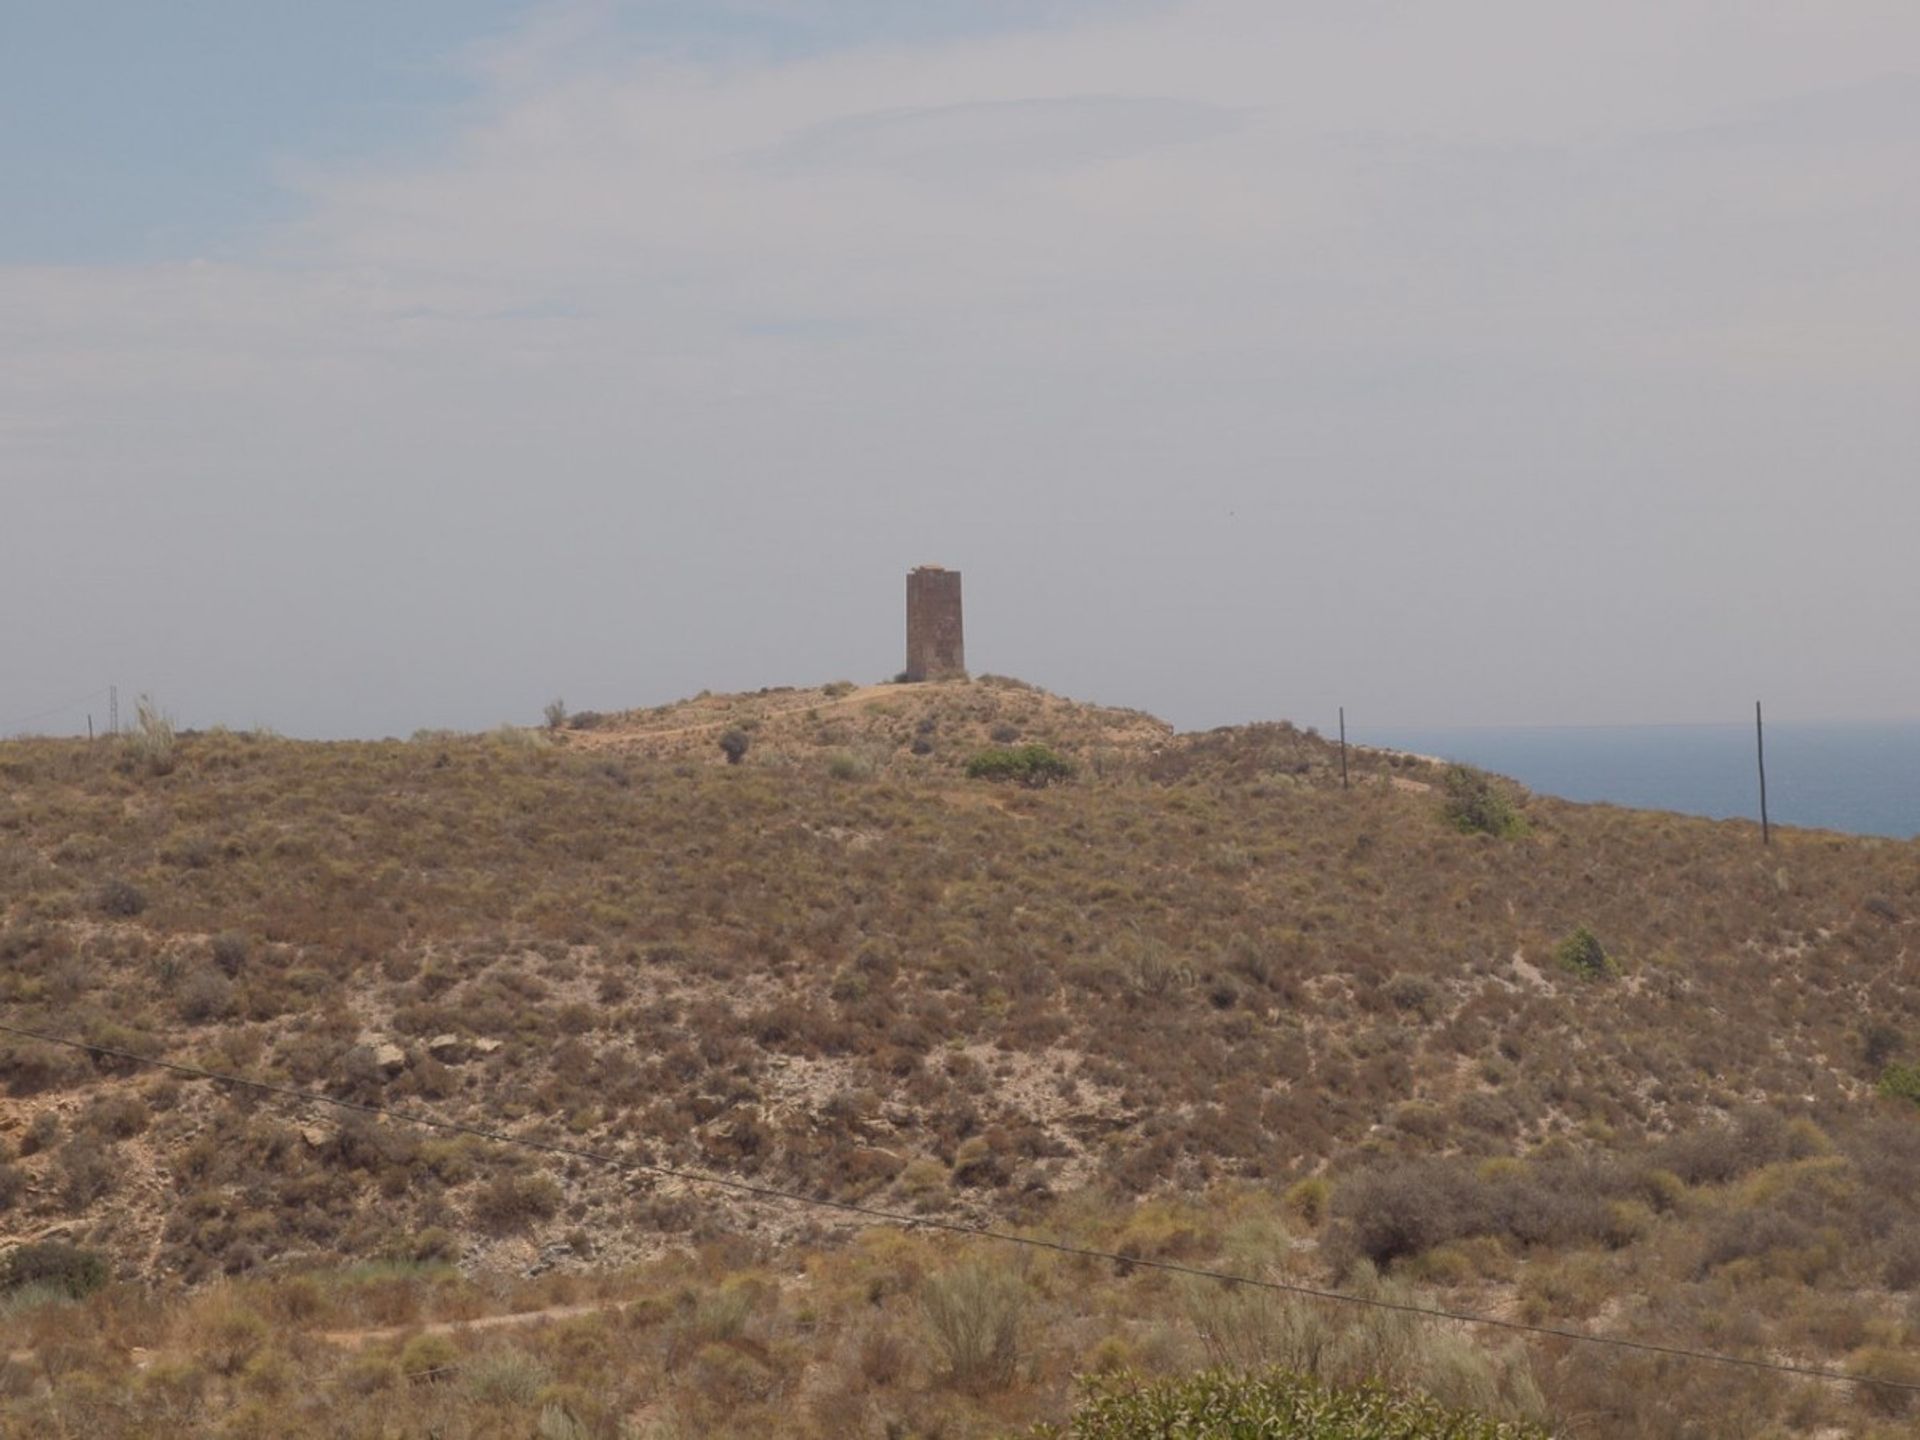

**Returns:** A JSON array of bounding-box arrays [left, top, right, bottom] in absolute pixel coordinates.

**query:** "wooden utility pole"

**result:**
[[1339, 707, 1349, 790], [1755, 700, 1771, 846]]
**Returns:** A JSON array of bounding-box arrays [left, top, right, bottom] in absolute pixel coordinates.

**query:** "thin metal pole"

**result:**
[[1756, 700, 1770, 846], [1339, 707, 1349, 790]]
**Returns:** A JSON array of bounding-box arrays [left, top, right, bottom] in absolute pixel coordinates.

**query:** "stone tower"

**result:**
[[905, 566, 965, 681]]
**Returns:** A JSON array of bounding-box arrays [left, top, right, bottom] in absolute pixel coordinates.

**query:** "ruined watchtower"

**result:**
[[905, 566, 965, 681]]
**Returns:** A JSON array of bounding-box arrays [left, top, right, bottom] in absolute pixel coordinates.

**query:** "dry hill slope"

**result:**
[[1, 676, 1918, 1435]]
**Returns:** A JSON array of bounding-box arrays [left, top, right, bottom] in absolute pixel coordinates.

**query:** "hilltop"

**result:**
[[546, 675, 1175, 770], [1, 677, 1919, 1436]]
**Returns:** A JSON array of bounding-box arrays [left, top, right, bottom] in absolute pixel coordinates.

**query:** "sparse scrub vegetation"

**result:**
[[0, 677, 1916, 1436]]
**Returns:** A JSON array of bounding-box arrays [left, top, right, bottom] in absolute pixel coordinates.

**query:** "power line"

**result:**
[[0, 687, 111, 735], [1, 1020, 1912, 1397]]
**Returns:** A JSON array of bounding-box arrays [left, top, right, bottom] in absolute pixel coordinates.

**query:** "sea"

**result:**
[[1351, 722, 1920, 842]]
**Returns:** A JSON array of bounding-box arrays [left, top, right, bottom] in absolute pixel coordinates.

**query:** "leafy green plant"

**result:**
[[718, 729, 750, 765], [1440, 766, 1524, 837], [1879, 1064, 1920, 1106], [1029, 1368, 1549, 1439], [1, 1241, 109, 1299], [965, 743, 1073, 788], [1552, 926, 1616, 981]]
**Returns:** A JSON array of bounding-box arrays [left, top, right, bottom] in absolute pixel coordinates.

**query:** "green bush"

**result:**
[[2, 1241, 109, 1300], [1440, 767, 1524, 838], [965, 744, 1073, 788], [1879, 1064, 1920, 1106], [1552, 927, 1616, 981], [1030, 1369, 1548, 1438], [717, 730, 750, 766]]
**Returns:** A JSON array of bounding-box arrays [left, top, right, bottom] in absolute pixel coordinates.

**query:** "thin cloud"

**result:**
[[759, 96, 1243, 179], [4, 0, 1919, 734]]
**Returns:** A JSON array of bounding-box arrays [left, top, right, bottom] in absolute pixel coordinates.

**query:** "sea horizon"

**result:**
[[1354, 719, 1920, 842]]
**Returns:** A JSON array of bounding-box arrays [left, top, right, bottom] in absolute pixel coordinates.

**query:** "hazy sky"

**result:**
[[6, 1, 1918, 738]]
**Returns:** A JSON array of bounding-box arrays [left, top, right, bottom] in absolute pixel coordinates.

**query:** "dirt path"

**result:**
[[112, 1299, 633, 1373], [317, 1299, 621, 1351]]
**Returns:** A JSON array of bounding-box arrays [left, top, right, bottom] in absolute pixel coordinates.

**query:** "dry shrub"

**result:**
[[183, 1294, 271, 1376], [1282, 1177, 1331, 1228], [177, 967, 235, 1022], [97, 879, 147, 918], [664, 1281, 756, 1368], [855, 1324, 909, 1388], [1537, 1346, 1789, 1440], [57, 1136, 117, 1208], [0, 1042, 81, 1097], [1330, 1158, 1614, 1270], [1657, 1108, 1796, 1186], [1849, 1346, 1920, 1418], [688, 1340, 780, 1406], [399, 1331, 460, 1380], [920, 1259, 1025, 1393], [80, 1091, 150, 1140], [464, 1346, 550, 1405], [471, 1172, 563, 1233], [128, 694, 177, 776]]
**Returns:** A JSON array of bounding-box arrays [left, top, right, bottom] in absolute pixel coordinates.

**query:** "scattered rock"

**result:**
[[371, 1043, 408, 1077], [525, 1241, 574, 1278], [473, 1038, 504, 1057], [426, 1034, 468, 1063], [300, 1125, 330, 1149]]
